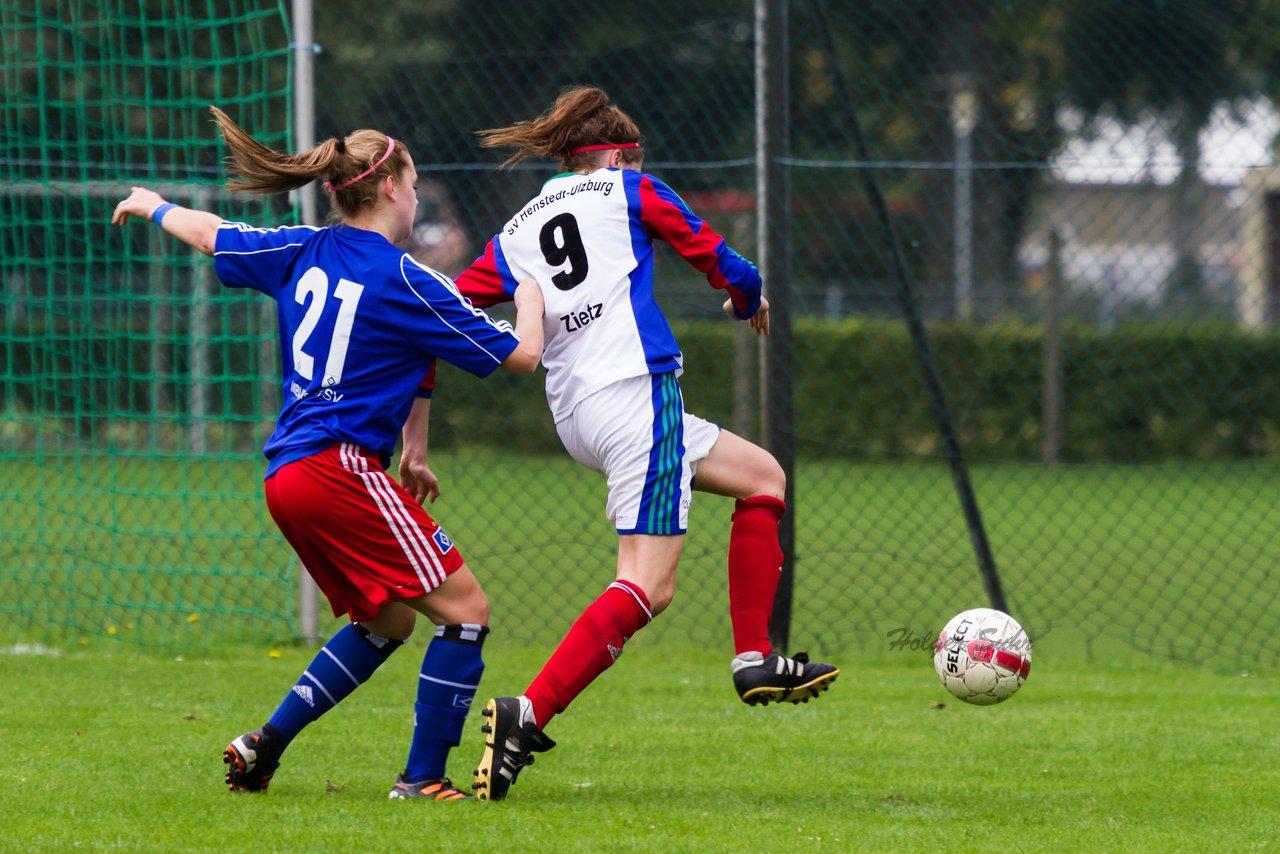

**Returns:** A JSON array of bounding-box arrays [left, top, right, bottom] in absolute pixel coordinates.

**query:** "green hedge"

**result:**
[[437, 318, 1280, 462], [6, 317, 1280, 462]]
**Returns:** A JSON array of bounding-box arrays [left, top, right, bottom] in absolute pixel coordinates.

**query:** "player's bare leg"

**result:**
[[615, 533, 683, 615], [392, 565, 490, 627]]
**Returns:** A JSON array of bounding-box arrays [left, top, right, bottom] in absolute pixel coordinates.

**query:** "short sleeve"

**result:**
[[213, 221, 320, 297], [416, 360, 437, 398], [399, 257, 521, 378], [454, 236, 525, 308]]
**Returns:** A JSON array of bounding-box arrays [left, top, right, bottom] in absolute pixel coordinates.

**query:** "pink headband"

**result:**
[[566, 142, 641, 156], [324, 137, 396, 192]]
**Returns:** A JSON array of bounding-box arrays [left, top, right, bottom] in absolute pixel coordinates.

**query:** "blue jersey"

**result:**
[[214, 222, 521, 476]]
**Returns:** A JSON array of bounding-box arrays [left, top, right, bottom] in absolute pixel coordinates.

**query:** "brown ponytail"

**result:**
[[476, 86, 643, 170], [208, 106, 409, 217]]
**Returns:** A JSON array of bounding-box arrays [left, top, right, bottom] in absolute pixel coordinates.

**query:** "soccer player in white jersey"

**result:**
[[450, 86, 840, 800], [112, 107, 544, 801]]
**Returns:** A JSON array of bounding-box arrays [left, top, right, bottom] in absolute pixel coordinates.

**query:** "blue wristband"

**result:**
[[151, 202, 177, 225]]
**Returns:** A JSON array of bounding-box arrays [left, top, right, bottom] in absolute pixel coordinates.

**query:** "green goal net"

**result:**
[[0, 1, 298, 647]]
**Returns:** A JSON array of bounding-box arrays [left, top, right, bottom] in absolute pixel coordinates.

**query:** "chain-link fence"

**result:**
[[5, 1, 1280, 668]]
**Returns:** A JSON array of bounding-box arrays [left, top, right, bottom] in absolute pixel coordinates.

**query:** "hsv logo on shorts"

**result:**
[[432, 528, 454, 553]]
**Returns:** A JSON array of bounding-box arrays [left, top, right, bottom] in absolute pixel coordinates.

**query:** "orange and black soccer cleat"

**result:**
[[387, 773, 472, 800], [223, 724, 282, 793]]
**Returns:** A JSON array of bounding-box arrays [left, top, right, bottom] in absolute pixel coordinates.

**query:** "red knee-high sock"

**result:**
[[728, 495, 786, 656], [524, 579, 652, 729]]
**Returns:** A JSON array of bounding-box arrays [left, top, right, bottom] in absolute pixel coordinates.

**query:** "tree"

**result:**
[[1057, 0, 1259, 311], [788, 0, 1064, 320], [312, 0, 756, 270]]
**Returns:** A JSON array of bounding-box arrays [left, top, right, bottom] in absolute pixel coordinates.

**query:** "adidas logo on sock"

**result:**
[[607, 643, 624, 661], [293, 684, 315, 707]]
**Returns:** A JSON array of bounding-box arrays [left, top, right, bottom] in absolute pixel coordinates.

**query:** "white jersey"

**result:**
[[456, 167, 762, 422]]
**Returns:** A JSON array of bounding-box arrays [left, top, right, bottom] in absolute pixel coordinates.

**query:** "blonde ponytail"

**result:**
[[209, 106, 408, 216]]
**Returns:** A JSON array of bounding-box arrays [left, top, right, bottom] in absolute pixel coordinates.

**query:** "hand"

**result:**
[[513, 278, 544, 316], [398, 454, 440, 504], [111, 187, 166, 227], [723, 296, 771, 336]]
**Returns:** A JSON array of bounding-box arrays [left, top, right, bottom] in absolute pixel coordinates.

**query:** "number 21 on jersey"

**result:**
[[292, 266, 364, 385]]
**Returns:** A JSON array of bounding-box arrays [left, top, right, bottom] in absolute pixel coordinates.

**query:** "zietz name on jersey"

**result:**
[[560, 302, 603, 333], [507, 178, 615, 235]]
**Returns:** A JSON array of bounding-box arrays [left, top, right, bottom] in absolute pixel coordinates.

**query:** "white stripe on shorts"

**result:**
[[343, 442, 446, 587], [364, 467, 446, 587], [340, 443, 445, 590]]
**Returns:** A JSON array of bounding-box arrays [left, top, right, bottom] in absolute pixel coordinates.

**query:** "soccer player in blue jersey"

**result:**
[[451, 86, 839, 800], [111, 106, 544, 801]]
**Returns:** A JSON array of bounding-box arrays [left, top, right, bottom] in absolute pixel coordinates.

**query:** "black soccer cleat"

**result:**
[[387, 772, 472, 801], [472, 696, 556, 801], [223, 724, 282, 793], [732, 651, 840, 706]]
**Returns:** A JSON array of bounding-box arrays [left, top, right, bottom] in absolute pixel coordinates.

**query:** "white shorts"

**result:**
[[555, 372, 721, 535]]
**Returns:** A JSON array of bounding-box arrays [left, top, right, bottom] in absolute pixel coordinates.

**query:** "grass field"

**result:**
[[2, 637, 1276, 852], [4, 451, 1280, 670], [5, 450, 1280, 849]]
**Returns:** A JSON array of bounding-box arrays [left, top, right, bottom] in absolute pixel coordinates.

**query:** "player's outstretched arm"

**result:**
[[111, 187, 222, 257], [500, 279, 545, 373]]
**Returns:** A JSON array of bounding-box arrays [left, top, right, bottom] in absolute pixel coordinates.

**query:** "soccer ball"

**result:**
[[933, 608, 1032, 705]]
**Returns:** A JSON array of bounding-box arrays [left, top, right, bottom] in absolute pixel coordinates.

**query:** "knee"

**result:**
[[362, 608, 416, 642], [454, 579, 491, 625], [446, 585, 490, 627], [619, 571, 676, 616], [755, 454, 786, 501], [467, 592, 491, 626], [443, 566, 491, 626], [390, 611, 417, 641], [647, 584, 675, 616]]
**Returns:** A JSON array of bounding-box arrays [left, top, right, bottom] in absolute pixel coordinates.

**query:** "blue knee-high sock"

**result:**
[[403, 623, 488, 782], [267, 623, 401, 750]]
